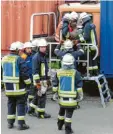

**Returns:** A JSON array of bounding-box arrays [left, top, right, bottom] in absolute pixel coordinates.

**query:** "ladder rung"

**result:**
[[102, 89, 109, 95], [104, 96, 111, 102], [50, 59, 60, 61], [98, 74, 105, 80], [101, 82, 107, 89], [76, 60, 88, 63]]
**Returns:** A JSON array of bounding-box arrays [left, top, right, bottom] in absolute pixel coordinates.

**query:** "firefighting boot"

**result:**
[[65, 123, 74, 134], [65, 127, 74, 134], [18, 124, 29, 130], [38, 112, 51, 119], [44, 112, 51, 118], [8, 123, 14, 129], [57, 119, 64, 130]]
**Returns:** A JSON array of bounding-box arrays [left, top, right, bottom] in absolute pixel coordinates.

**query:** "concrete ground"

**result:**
[[1, 92, 113, 134]]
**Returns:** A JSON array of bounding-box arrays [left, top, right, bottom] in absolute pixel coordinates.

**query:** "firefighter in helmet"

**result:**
[[52, 53, 83, 134], [2, 41, 31, 130]]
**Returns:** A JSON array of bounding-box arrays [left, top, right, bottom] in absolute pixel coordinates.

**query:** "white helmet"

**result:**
[[32, 39, 39, 47], [10, 41, 23, 50], [38, 38, 48, 47], [79, 12, 90, 20], [63, 13, 71, 20], [64, 40, 73, 49], [16, 41, 24, 50], [62, 53, 75, 65], [24, 42, 32, 49], [70, 12, 78, 20]]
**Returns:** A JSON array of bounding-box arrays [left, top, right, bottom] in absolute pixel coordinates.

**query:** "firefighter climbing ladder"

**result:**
[[48, 42, 111, 108]]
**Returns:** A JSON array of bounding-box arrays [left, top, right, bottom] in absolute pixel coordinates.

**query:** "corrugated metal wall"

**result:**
[[1, 1, 64, 54], [100, 1, 113, 77]]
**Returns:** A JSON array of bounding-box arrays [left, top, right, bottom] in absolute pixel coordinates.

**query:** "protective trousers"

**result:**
[[29, 92, 46, 117], [36, 93, 46, 118], [7, 95, 26, 125], [89, 50, 98, 75], [57, 107, 74, 133], [78, 49, 98, 76]]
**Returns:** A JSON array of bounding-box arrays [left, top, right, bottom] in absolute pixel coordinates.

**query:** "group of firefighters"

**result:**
[[2, 11, 99, 134]]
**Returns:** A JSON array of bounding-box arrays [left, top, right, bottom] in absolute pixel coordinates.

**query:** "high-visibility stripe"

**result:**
[[88, 67, 93, 70], [65, 118, 72, 123], [29, 103, 37, 109], [41, 63, 45, 76], [59, 101, 77, 107], [5, 90, 26, 96], [28, 95, 34, 99], [3, 79, 19, 83], [33, 74, 40, 80], [3, 76, 19, 80], [24, 78, 31, 84], [59, 98, 77, 106], [58, 93, 76, 98], [53, 87, 58, 92], [58, 115, 64, 120], [37, 108, 45, 112], [93, 66, 98, 70], [5, 88, 25, 92], [77, 88, 83, 93], [17, 116, 25, 120], [7, 115, 16, 119]]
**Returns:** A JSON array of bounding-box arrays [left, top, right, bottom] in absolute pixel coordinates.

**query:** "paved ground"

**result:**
[[1, 92, 113, 134]]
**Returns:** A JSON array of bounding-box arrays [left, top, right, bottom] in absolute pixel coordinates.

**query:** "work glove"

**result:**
[[37, 90, 42, 96], [76, 88, 83, 102], [41, 86, 47, 94]]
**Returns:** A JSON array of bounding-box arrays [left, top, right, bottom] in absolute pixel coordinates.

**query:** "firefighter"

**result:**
[[69, 12, 82, 41], [29, 38, 51, 118], [54, 40, 84, 69], [52, 40, 84, 103], [55, 13, 71, 42], [2, 42, 31, 130], [62, 13, 72, 40], [79, 12, 99, 76], [52, 53, 83, 134], [23, 42, 35, 112]]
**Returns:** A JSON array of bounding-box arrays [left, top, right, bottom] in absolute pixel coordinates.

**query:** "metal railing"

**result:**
[[48, 42, 98, 80]]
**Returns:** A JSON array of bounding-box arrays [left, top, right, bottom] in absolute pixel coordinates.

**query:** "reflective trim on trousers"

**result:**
[[7, 115, 16, 119], [58, 115, 64, 120], [37, 108, 45, 112], [65, 118, 72, 123], [29, 103, 37, 109], [17, 116, 25, 120]]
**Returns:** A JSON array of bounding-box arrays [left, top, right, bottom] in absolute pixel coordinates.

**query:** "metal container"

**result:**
[[1, 0, 64, 54], [100, 1, 113, 77]]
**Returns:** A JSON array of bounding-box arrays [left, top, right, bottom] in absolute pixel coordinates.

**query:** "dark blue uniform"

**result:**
[[83, 20, 98, 75], [2, 53, 31, 125], [62, 19, 70, 40], [54, 44, 84, 69], [52, 66, 83, 133], [29, 52, 50, 117]]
